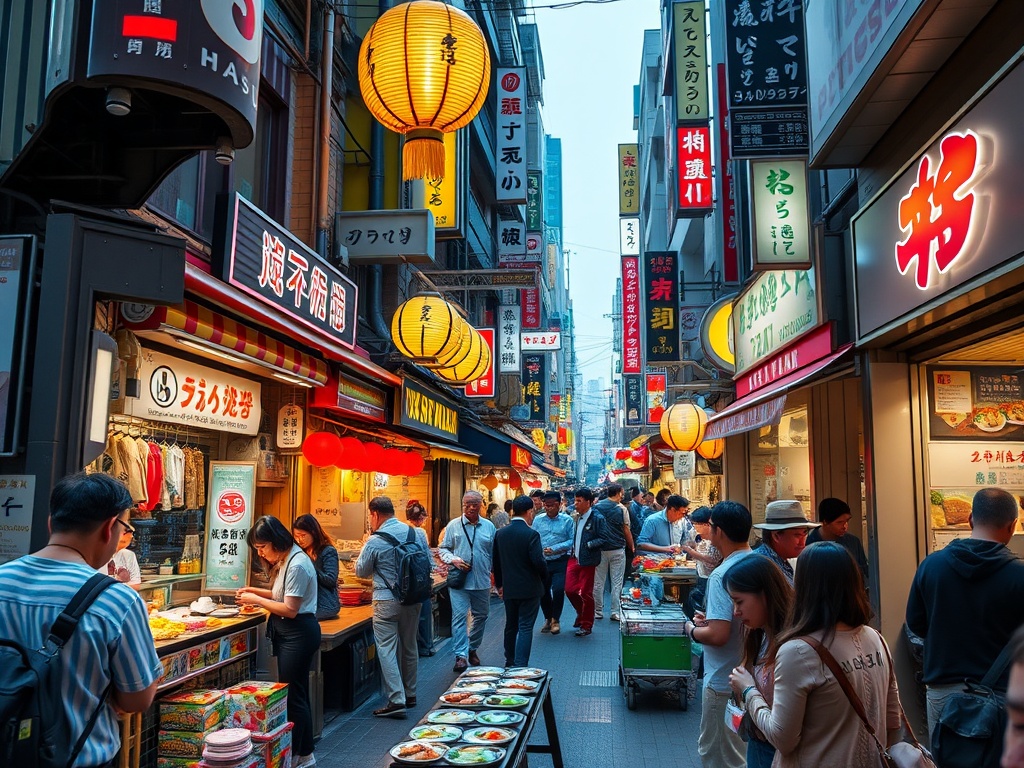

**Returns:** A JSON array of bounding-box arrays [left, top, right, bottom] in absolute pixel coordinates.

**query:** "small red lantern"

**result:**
[[363, 442, 386, 472], [405, 452, 425, 476], [507, 469, 522, 490], [383, 449, 407, 475], [302, 432, 342, 468], [336, 437, 365, 470]]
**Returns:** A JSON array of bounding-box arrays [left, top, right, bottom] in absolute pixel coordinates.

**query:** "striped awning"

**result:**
[[121, 300, 329, 386]]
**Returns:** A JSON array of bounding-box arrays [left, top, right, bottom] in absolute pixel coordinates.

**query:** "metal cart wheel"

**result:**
[[626, 683, 637, 710]]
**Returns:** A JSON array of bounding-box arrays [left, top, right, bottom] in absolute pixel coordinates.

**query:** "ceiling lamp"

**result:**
[[358, 0, 491, 180], [435, 326, 490, 384], [391, 294, 467, 366], [302, 432, 342, 468], [659, 403, 708, 452], [696, 437, 724, 460]]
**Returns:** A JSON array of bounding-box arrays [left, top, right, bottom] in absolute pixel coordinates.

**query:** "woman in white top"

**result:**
[[238, 516, 320, 767], [99, 517, 142, 585]]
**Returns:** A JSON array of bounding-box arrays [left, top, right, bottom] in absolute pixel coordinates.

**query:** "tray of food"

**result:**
[[481, 694, 529, 709], [438, 692, 487, 707], [502, 667, 544, 680], [389, 741, 447, 764], [494, 679, 540, 695], [450, 680, 496, 693], [408, 725, 463, 743], [426, 710, 477, 725], [462, 666, 506, 677]]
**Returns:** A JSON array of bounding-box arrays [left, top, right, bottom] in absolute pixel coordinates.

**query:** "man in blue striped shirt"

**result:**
[[531, 491, 574, 635], [0, 473, 162, 768]]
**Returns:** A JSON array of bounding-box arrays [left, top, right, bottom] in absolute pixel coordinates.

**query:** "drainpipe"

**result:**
[[367, 0, 393, 342], [316, 3, 335, 259]]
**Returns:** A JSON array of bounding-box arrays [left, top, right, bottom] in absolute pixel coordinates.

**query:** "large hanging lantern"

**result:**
[[391, 294, 467, 366], [335, 437, 365, 470], [302, 432, 342, 468], [358, 0, 491, 180], [660, 403, 708, 452], [435, 326, 490, 384], [696, 437, 724, 460]]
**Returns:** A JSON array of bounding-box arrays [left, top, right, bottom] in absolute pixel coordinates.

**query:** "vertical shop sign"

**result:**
[[205, 462, 256, 591], [676, 125, 713, 214], [618, 144, 639, 215], [521, 281, 541, 329], [549, 394, 561, 424], [646, 373, 667, 425], [750, 158, 812, 270], [526, 171, 543, 230], [526, 232, 544, 263], [619, 217, 640, 256], [465, 329, 496, 398], [621, 256, 642, 373], [521, 353, 547, 423], [276, 404, 303, 449], [0, 475, 33, 564], [718, 64, 739, 282], [723, 0, 809, 158], [497, 305, 522, 372], [497, 221, 529, 265], [546, 244, 558, 287], [416, 130, 465, 238], [496, 68, 527, 203], [644, 251, 679, 363], [557, 425, 569, 455], [674, 0, 709, 121], [0, 236, 35, 456], [624, 374, 644, 426]]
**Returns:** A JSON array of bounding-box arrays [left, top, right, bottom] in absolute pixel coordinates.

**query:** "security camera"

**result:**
[[105, 87, 132, 116], [215, 136, 235, 165]]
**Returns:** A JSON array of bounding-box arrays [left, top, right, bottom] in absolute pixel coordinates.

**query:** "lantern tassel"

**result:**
[[404, 129, 445, 180]]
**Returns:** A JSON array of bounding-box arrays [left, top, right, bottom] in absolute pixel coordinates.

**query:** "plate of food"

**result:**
[[1001, 401, 1024, 425], [475, 710, 525, 726], [450, 681, 495, 693], [408, 725, 463, 743], [463, 666, 506, 677], [502, 667, 545, 680], [494, 679, 540, 694], [426, 710, 477, 725], [210, 607, 241, 618], [482, 694, 530, 708], [461, 727, 516, 745], [444, 746, 506, 766], [389, 741, 447, 764], [238, 604, 263, 615], [438, 691, 487, 707], [973, 407, 1007, 432]]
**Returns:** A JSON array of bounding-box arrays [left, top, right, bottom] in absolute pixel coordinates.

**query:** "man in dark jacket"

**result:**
[[592, 483, 634, 621], [493, 495, 548, 666], [906, 486, 1024, 735], [565, 487, 608, 636]]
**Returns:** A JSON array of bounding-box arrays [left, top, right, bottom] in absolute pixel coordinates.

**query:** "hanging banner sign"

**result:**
[[0, 475, 34, 564], [624, 374, 644, 427], [549, 394, 561, 425], [622, 256, 642, 374], [677, 125, 713, 214], [674, 0, 709, 122], [733, 267, 818, 375], [521, 353, 547, 423], [704, 394, 787, 441], [646, 373, 667, 425], [618, 144, 639, 215], [465, 329, 496, 399], [496, 68, 527, 203], [413, 129, 465, 238], [526, 232, 544, 262], [205, 462, 256, 591], [511, 444, 532, 470], [619, 217, 640, 256], [527, 171, 543, 230], [750, 158, 812, 270], [522, 279, 541, 330], [124, 349, 262, 434], [717, 65, 739, 282], [276, 404, 303, 449], [521, 332, 561, 351], [497, 221, 529, 265], [398, 378, 459, 441], [644, 251, 679, 363], [497, 305, 522, 372]]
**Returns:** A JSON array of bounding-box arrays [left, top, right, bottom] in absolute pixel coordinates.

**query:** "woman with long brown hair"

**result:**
[[292, 514, 340, 621]]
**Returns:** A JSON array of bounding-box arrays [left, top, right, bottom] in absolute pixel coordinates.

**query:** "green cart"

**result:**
[[618, 603, 694, 711]]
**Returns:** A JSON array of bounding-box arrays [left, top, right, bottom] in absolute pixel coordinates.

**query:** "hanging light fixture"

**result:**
[[435, 326, 490, 384], [696, 437, 725, 460], [358, 0, 491, 180], [659, 403, 708, 452], [391, 294, 467, 366]]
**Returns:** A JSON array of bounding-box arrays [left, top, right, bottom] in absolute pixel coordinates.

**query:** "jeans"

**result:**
[[540, 556, 568, 621], [593, 548, 625, 616], [746, 736, 776, 768], [564, 557, 596, 630], [269, 613, 320, 758], [502, 596, 541, 666], [698, 685, 746, 768], [449, 587, 490, 660], [926, 682, 965, 738], [417, 595, 434, 654], [372, 599, 420, 706]]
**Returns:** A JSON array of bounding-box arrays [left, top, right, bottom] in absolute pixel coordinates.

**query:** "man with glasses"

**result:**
[[439, 490, 496, 672], [100, 516, 141, 585]]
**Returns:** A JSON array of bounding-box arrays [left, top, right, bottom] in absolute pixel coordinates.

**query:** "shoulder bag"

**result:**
[[446, 519, 474, 590], [803, 634, 936, 768]]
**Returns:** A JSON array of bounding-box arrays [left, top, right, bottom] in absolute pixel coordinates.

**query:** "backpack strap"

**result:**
[[47, 573, 117, 649], [371, 530, 400, 547], [980, 639, 1016, 689]]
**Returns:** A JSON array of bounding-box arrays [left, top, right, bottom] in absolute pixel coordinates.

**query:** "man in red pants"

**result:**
[[564, 487, 608, 637]]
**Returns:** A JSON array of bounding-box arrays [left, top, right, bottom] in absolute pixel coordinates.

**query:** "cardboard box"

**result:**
[[252, 721, 293, 768], [159, 690, 226, 733], [159, 729, 216, 760], [225, 681, 288, 734]]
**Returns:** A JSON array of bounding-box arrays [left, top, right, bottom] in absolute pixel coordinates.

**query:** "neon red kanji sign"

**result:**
[[894, 130, 981, 290]]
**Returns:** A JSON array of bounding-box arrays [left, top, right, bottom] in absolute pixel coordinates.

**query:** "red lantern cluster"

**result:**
[[300, 433, 426, 475]]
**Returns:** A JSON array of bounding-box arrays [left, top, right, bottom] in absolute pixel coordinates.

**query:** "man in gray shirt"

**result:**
[[356, 496, 427, 718]]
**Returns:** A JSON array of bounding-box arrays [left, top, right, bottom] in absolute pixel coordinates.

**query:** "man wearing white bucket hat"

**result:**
[[752, 500, 820, 584]]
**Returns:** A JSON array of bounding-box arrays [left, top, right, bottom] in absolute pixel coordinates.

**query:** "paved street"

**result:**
[[314, 595, 703, 768]]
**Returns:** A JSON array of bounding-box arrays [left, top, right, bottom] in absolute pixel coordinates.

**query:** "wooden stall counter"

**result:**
[[319, 605, 374, 652]]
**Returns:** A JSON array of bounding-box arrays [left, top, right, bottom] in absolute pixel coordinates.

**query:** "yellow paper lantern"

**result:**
[[660, 403, 708, 452], [479, 471, 499, 491], [435, 326, 491, 383], [358, 0, 491, 180], [391, 294, 467, 365], [696, 437, 724, 460]]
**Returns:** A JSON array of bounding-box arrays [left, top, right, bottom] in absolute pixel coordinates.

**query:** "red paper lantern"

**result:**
[[302, 432, 342, 468], [405, 452, 425, 476], [382, 449, 407, 475], [336, 437, 365, 470], [363, 442, 386, 472], [507, 469, 522, 490]]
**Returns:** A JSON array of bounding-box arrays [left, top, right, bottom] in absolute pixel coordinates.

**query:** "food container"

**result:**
[[159, 728, 220, 759], [159, 690, 226, 732], [251, 721, 293, 768], [224, 681, 289, 733]]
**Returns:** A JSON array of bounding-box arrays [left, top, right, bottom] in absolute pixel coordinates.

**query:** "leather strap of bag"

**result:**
[[981, 639, 1015, 689]]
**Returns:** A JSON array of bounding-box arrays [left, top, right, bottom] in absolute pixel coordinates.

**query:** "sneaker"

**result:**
[[574, 628, 592, 637], [594, 613, 604, 620], [610, 613, 620, 622], [373, 702, 407, 718], [550, 620, 560, 635], [453, 657, 468, 672], [540, 619, 552, 634]]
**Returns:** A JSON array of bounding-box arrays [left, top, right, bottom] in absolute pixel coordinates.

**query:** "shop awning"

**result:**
[[705, 344, 854, 440], [422, 440, 479, 465], [459, 421, 544, 468], [122, 299, 329, 386]]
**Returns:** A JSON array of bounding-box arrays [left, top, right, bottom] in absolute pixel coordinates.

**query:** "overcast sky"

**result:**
[[534, 1, 661, 414]]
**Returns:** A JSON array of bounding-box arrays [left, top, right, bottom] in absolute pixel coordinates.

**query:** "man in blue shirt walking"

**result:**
[[532, 490, 574, 635]]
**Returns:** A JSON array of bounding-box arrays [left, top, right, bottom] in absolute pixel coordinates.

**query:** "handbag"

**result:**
[[803, 634, 936, 768], [445, 519, 475, 590], [724, 696, 746, 735]]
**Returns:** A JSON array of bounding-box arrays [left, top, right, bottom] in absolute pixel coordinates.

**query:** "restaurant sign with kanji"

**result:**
[[618, 144, 639, 215], [750, 157, 811, 270], [527, 172, 543, 230], [676, 126, 713, 215], [723, 0, 809, 158], [644, 251, 679, 363], [619, 217, 640, 256], [496, 68, 527, 204], [497, 221, 530, 265], [521, 353, 547, 423], [464, 329, 496, 399], [221, 194, 358, 349], [497, 304, 522, 372], [621, 256, 642, 374], [732, 265, 819, 375], [521, 332, 561, 351], [334, 209, 435, 265], [311, 370, 388, 423], [673, 0, 709, 122], [624, 374, 644, 426]]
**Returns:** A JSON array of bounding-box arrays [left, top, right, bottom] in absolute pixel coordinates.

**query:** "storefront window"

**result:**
[[748, 391, 812, 523]]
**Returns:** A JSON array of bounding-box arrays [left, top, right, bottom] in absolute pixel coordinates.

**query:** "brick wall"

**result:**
[[290, 73, 318, 244]]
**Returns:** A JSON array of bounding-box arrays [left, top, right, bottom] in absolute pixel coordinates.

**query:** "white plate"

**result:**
[[463, 666, 506, 676], [461, 727, 516, 745], [210, 607, 240, 617], [444, 746, 506, 766], [438, 692, 488, 707], [426, 710, 477, 725], [494, 679, 540, 694], [450, 681, 496, 693], [502, 667, 545, 680], [408, 725, 462, 743], [481, 695, 529, 708], [474, 711, 525, 726], [389, 741, 447, 764]]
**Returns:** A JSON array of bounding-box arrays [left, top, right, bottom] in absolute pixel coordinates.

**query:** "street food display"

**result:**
[[409, 725, 464, 743]]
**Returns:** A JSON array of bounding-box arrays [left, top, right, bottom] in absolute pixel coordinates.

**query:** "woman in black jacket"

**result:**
[[292, 514, 340, 620]]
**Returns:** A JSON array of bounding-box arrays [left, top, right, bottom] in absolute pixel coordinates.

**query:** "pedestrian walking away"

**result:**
[[564, 487, 607, 636], [406, 500, 436, 657], [532, 489, 574, 635], [440, 490, 496, 671], [591, 482, 633, 621], [493, 495, 547, 666]]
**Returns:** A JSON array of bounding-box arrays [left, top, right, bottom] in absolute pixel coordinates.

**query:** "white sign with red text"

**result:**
[[496, 68, 527, 204], [520, 332, 561, 351]]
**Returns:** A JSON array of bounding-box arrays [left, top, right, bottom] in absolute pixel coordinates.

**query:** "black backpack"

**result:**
[[0, 573, 117, 768], [372, 527, 433, 605]]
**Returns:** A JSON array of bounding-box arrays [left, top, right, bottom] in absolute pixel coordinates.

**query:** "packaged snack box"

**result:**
[[159, 690, 226, 733], [225, 681, 289, 734], [157, 758, 201, 768], [159, 729, 218, 760], [252, 721, 293, 768]]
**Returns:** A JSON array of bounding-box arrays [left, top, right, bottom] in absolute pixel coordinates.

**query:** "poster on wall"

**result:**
[[204, 462, 256, 591], [624, 374, 644, 427], [646, 372, 666, 425], [644, 252, 679, 363], [0, 475, 33, 564], [927, 366, 1024, 441]]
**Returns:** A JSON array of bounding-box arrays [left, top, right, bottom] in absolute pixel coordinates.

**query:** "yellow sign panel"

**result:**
[[699, 294, 735, 373], [674, 0, 708, 122], [618, 144, 639, 215], [421, 130, 460, 234]]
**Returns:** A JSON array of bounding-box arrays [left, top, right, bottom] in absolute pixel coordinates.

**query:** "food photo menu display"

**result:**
[[928, 366, 1024, 441]]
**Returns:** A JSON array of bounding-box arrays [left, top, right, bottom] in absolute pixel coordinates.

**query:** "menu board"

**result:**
[[928, 366, 1024, 441], [205, 462, 256, 591]]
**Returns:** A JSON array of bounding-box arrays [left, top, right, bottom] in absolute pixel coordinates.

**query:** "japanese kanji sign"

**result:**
[[676, 126, 713, 214], [618, 144, 639, 215], [621, 256, 642, 374], [928, 442, 1024, 489], [526, 232, 544, 262], [497, 221, 529, 265], [334, 209, 435, 264], [124, 348, 262, 434], [718, 64, 739, 282], [750, 157, 811, 270], [927, 366, 1024, 442], [521, 353, 547, 423], [464, 329, 496, 398], [522, 277, 541, 330], [732, 266, 818, 375], [521, 332, 562, 351], [276, 404, 304, 449], [496, 68, 528, 203], [624, 374, 644, 426], [644, 251, 679, 363], [646, 373, 667, 425], [619, 217, 640, 256], [205, 462, 255, 591], [415, 129, 464, 238], [224, 194, 358, 349], [723, 0, 809, 158], [673, 0, 709, 122], [497, 304, 522, 372], [527, 171, 543, 230]]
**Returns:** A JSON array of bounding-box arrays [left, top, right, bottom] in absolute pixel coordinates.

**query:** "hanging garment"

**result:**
[[159, 444, 172, 509], [165, 444, 185, 509], [141, 442, 164, 511], [114, 434, 148, 504]]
